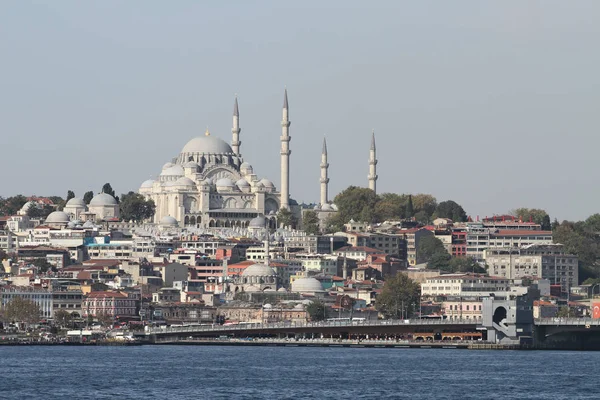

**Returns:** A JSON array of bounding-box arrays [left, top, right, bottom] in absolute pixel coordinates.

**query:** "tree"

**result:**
[[413, 211, 430, 225], [119, 191, 156, 222], [434, 200, 467, 222], [102, 183, 115, 198], [302, 210, 320, 235], [327, 186, 378, 231], [0, 249, 7, 261], [375, 272, 420, 319], [306, 300, 326, 321], [427, 251, 452, 271], [66, 190, 75, 202], [412, 194, 438, 218], [1, 297, 40, 327], [276, 208, 297, 229], [541, 214, 552, 231], [374, 193, 407, 221], [448, 257, 486, 274], [53, 309, 73, 329], [0, 195, 27, 216], [405, 195, 414, 218], [584, 214, 600, 234], [32, 258, 54, 273], [417, 236, 447, 263], [556, 306, 571, 318], [83, 191, 94, 205], [96, 312, 114, 327], [511, 208, 549, 225]]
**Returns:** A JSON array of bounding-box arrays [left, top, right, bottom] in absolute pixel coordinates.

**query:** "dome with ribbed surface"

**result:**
[[291, 278, 324, 293], [160, 165, 184, 177], [175, 177, 196, 186], [140, 179, 155, 189], [66, 197, 85, 207], [45, 211, 70, 223], [160, 216, 178, 226], [241, 263, 276, 277]]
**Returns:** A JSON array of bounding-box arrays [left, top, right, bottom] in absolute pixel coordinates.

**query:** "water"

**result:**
[[0, 346, 598, 399]]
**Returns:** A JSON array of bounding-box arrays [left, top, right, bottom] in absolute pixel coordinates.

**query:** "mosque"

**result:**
[[137, 90, 379, 229]]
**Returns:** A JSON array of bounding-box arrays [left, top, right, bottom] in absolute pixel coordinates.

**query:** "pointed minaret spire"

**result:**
[[232, 95, 241, 155], [280, 88, 291, 209], [368, 130, 378, 194], [320, 137, 329, 207]]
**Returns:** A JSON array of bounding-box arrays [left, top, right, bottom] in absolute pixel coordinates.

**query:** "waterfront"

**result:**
[[1, 346, 599, 399]]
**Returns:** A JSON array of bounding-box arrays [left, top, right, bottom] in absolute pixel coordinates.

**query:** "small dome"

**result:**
[[240, 162, 253, 173], [259, 178, 274, 188], [20, 201, 36, 212], [216, 178, 235, 189], [183, 161, 199, 168], [140, 179, 155, 189], [248, 215, 267, 228], [160, 165, 184, 177], [294, 303, 305, 310], [313, 204, 320, 210], [175, 177, 196, 187], [90, 193, 118, 206], [277, 287, 288, 292], [291, 278, 324, 293], [181, 136, 233, 154], [45, 211, 70, 224], [159, 216, 178, 226], [236, 178, 250, 188], [241, 263, 276, 277], [67, 221, 76, 228], [321, 203, 333, 211], [83, 220, 95, 228], [263, 303, 272, 309], [66, 197, 85, 207], [331, 204, 338, 211], [162, 162, 175, 170]]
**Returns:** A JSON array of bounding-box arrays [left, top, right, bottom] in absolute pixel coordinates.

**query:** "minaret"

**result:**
[[368, 130, 378, 194], [232, 96, 241, 155], [280, 89, 291, 209], [320, 137, 329, 206]]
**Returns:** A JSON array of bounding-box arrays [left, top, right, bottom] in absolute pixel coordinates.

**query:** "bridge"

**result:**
[[141, 318, 482, 343]]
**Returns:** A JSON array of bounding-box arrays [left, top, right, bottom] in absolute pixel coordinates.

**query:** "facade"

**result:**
[[484, 244, 578, 291], [394, 228, 434, 266], [139, 94, 293, 228], [343, 232, 406, 259], [0, 286, 53, 319], [82, 291, 137, 318], [421, 274, 513, 298]]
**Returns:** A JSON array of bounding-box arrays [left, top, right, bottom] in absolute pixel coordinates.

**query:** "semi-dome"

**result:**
[[162, 162, 175, 170], [160, 165, 184, 177], [292, 277, 324, 293], [66, 197, 86, 207], [159, 216, 178, 226], [45, 211, 70, 223], [241, 263, 276, 277], [175, 177, 196, 186], [240, 162, 253, 173], [259, 178, 274, 188], [236, 178, 250, 188], [248, 215, 267, 228], [216, 178, 235, 189], [181, 135, 233, 154], [140, 179, 155, 189], [90, 193, 117, 206]]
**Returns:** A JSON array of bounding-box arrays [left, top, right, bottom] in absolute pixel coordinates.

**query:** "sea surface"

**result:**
[[0, 345, 598, 399]]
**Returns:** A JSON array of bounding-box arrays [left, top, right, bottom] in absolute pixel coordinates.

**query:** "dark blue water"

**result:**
[[0, 346, 597, 399]]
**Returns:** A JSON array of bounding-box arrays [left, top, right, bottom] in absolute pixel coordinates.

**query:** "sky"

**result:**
[[1, 1, 599, 221]]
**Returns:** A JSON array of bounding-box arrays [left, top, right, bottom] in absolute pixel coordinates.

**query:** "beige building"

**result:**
[[421, 274, 513, 298]]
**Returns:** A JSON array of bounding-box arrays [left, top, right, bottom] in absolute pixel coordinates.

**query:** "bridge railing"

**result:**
[[145, 318, 477, 335], [535, 317, 600, 326]]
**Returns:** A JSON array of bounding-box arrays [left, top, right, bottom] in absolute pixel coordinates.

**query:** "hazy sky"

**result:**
[[1, 1, 598, 221]]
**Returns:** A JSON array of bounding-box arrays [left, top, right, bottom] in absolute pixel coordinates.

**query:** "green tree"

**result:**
[[413, 211, 430, 225], [434, 200, 467, 222], [405, 195, 414, 218], [119, 192, 156, 222], [0, 195, 27, 216], [541, 214, 552, 231], [427, 251, 452, 271], [374, 193, 407, 221], [66, 190, 75, 202], [102, 183, 115, 198], [375, 272, 420, 319], [276, 208, 297, 229], [302, 210, 320, 235], [584, 214, 600, 234], [511, 208, 549, 225], [53, 309, 73, 329], [32, 258, 55, 273], [1, 297, 40, 327], [0, 249, 7, 261], [327, 186, 378, 231], [96, 312, 114, 327], [412, 194, 438, 217], [306, 300, 326, 321], [417, 236, 447, 263], [83, 191, 94, 205], [449, 257, 486, 273], [555, 306, 571, 318]]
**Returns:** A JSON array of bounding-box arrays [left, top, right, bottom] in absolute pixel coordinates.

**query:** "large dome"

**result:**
[[90, 193, 118, 206], [292, 278, 324, 293], [45, 211, 70, 224], [181, 135, 233, 154], [242, 263, 277, 277]]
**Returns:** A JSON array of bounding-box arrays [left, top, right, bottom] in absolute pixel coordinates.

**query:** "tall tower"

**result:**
[[232, 96, 241, 155], [280, 89, 291, 209], [320, 137, 329, 206], [368, 130, 378, 194]]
